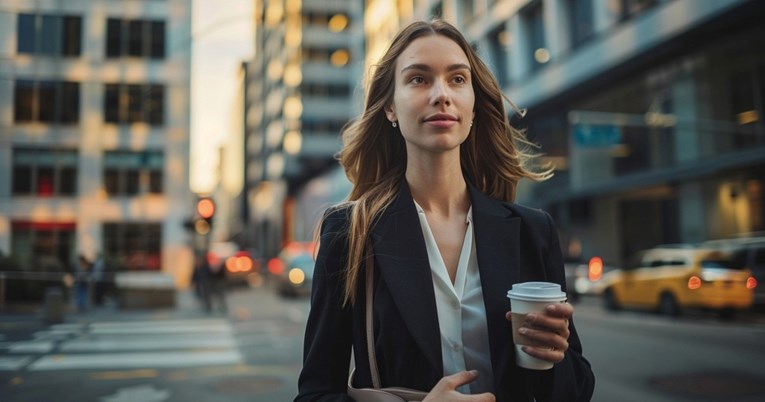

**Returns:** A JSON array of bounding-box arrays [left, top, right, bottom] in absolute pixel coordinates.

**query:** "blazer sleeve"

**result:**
[[295, 208, 355, 402], [532, 211, 596, 402]]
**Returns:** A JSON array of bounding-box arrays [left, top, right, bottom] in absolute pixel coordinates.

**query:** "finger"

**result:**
[[545, 302, 574, 319], [517, 326, 569, 351], [440, 370, 479, 390], [469, 392, 496, 402], [525, 312, 570, 337], [522, 345, 566, 364]]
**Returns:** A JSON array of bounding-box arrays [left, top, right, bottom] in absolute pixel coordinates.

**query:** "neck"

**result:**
[[405, 152, 470, 217]]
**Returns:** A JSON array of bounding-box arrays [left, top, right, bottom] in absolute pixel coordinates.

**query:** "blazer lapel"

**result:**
[[370, 181, 443, 374], [468, 184, 521, 392]]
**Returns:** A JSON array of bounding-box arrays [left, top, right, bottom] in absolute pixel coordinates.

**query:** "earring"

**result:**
[[392, 121, 397, 128], [470, 121, 473, 127]]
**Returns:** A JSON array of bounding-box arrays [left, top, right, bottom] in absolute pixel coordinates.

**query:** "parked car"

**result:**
[[270, 241, 316, 298], [564, 256, 614, 302], [600, 245, 757, 317], [704, 236, 765, 308], [208, 242, 261, 287]]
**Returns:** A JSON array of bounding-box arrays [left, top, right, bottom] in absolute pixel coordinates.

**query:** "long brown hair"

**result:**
[[333, 20, 551, 306]]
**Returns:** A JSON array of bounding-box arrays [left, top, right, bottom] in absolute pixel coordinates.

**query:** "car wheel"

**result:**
[[658, 292, 680, 316], [717, 308, 736, 320], [603, 288, 620, 311]]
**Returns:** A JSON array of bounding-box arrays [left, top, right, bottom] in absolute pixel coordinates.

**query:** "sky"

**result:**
[[190, 0, 255, 194]]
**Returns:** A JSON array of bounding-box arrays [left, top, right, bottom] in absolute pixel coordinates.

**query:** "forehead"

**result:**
[[395, 34, 470, 72]]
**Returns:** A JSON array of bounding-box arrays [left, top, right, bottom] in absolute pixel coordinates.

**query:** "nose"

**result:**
[[431, 79, 451, 107]]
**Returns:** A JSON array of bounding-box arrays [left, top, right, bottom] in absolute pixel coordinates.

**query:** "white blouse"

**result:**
[[413, 201, 495, 394]]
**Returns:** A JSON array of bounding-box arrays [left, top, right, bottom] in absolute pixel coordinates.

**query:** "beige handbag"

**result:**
[[347, 254, 429, 402]]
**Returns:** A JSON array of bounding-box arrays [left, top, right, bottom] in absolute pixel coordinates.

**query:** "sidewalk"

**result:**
[[0, 287, 215, 328]]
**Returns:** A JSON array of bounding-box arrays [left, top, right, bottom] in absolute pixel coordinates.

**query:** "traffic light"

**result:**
[[197, 198, 215, 222], [194, 197, 215, 235]]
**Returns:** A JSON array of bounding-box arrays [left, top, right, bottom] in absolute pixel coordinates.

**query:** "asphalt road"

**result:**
[[574, 296, 765, 402], [1, 284, 764, 401]]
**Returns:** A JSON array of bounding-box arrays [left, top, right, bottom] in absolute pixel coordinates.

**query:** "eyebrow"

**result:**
[[400, 63, 472, 74]]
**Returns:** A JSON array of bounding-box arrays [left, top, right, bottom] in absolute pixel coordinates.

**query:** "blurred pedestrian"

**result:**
[[73, 254, 91, 312], [91, 253, 107, 306], [297, 20, 594, 401], [193, 252, 227, 313]]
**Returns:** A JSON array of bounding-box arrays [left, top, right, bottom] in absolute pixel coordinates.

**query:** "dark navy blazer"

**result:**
[[296, 181, 595, 402]]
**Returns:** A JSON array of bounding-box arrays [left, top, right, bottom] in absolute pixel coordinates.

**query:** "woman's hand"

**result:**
[[423, 371, 496, 402], [506, 302, 573, 364]]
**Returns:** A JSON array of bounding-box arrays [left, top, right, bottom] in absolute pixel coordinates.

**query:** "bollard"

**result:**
[[43, 287, 65, 324], [0, 273, 5, 311]]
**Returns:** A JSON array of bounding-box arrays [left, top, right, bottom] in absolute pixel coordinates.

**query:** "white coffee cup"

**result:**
[[506, 281, 567, 370]]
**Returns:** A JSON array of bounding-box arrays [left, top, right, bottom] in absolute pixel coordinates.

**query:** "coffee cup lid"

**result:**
[[507, 281, 566, 301]]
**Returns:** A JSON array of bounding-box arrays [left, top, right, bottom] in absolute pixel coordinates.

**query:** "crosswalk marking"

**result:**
[[60, 336, 235, 352], [8, 341, 54, 353], [29, 350, 243, 370], [0, 356, 32, 370], [0, 318, 243, 372]]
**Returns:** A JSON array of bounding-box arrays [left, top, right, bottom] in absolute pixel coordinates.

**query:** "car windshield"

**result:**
[[700, 259, 745, 270], [289, 254, 315, 276]]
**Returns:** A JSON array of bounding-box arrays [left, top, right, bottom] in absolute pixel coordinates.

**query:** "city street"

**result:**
[[0, 283, 310, 402], [2, 284, 765, 401]]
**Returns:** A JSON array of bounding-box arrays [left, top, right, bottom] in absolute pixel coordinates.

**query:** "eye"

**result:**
[[452, 75, 467, 84], [409, 76, 425, 84]]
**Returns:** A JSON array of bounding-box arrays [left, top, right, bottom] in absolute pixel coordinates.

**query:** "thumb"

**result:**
[[445, 370, 479, 389]]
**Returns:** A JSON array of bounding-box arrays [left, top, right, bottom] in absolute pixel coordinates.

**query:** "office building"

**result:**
[[369, 0, 765, 265], [244, 0, 364, 258], [0, 0, 194, 288]]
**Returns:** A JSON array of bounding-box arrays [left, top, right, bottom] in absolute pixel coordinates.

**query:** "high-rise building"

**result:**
[[0, 0, 194, 289], [244, 0, 364, 259], [373, 0, 765, 265]]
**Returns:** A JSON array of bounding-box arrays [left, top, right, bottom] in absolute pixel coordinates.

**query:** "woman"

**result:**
[[296, 20, 594, 402]]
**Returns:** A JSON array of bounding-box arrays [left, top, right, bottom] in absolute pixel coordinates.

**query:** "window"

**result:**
[[13, 148, 78, 196], [103, 151, 164, 196], [568, 0, 594, 49], [103, 223, 162, 271], [11, 221, 76, 271], [729, 70, 760, 147], [616, 0, 659, 22], [104, 84, 164, 125], [430, 2, 443, 19], [523, 2, 549, 71], [302, 11, 350, 31], [301, 47, 351, 65], [302, 118, 348, 134], [14, 80, 80, 124], [301, 82, 351, 97], [488, 26, 511, 87], [17, 14, 81, 56], [458, 0, 475, 24], [106, 18, 165, 59]]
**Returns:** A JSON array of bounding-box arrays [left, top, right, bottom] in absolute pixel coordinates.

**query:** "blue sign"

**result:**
[[573, 124, 621, 147]]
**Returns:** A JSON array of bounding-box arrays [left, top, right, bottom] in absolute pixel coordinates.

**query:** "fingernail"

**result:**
[[546, 305, 556, 312], [469, 370, 478, 376], [526, 313, 536, 322], [518, 327, 528, 335]]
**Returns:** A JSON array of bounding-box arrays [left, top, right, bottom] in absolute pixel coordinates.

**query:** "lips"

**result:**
[[423, 113, 458, 123]]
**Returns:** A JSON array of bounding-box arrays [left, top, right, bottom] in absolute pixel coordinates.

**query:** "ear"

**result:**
[[384, 104, 396, 123]]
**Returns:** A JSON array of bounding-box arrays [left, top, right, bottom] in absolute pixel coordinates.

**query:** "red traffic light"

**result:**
[[197, 198, 215, 219]]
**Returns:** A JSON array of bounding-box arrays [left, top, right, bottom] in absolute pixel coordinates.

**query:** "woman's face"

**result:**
[[385, 34, 475, 156]]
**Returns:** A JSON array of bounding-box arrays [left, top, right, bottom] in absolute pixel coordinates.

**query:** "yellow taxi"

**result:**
[[601, 246, 757, 316]]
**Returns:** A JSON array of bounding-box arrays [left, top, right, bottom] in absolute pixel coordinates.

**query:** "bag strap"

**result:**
[[365, 252, 382, 389]]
